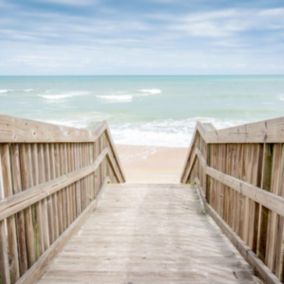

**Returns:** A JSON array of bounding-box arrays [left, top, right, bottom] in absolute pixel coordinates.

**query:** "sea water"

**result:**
[[0, 75, 284, 147]]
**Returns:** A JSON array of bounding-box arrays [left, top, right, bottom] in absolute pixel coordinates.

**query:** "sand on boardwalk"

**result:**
[[116, 144, 188, 183]]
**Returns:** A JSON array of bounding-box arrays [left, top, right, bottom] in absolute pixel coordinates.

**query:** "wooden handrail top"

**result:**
[[0, 114, 107, 143], [190, 116, 284, 144]]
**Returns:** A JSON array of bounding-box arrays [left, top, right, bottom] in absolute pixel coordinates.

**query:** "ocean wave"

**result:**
[[97, 95, 133, 103], [34, 115, 247, 148], [138, 88, 162, 96], [38, 111, 111, 129], [39, 91, 90, 101], [23, 88, 34, 92], [110, 117, 247, 147], [0, 89, 8, 94], [0, 88, 34, 94]]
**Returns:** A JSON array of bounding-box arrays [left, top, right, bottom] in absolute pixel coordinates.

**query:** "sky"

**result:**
[[0, 0, 284, 75]]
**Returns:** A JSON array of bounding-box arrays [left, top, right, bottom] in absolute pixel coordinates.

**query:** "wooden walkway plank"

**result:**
[[38, 184, 259, 284]]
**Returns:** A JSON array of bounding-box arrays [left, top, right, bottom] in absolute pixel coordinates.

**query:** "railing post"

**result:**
[[203, 123, 215, 203]]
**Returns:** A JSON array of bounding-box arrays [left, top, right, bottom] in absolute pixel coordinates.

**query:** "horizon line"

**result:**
[[1, 74, 284, 77]]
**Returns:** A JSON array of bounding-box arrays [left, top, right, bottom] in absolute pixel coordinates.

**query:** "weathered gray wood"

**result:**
[[205, 161, 284, 218], [0, 114, 125, 284], [181, 117, 284, 283], [206, 116, 284, 143], [0, 115, 106, 143], [187, 148, 284, 218], [38, 184, 258, 284], [0, 148, 109, 221], [195, 180, 281, 284], [15, 178, 110, 284], [0, 145, 20, 282]]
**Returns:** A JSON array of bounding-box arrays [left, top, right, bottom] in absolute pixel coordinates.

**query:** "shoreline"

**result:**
[[116, 144, 188, 183]]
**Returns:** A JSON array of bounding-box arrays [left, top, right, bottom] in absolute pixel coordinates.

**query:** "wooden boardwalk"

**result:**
[[38, 184, 258, 284]]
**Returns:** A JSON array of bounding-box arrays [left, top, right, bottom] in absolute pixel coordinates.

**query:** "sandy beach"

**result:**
[[116, 144, 188, 183]]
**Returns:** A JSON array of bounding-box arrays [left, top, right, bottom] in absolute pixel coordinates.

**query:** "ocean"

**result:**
[[0, 75, 284, 147]]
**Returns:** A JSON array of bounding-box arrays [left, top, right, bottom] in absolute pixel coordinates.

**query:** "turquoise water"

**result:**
[[0, 75, 284, 146]]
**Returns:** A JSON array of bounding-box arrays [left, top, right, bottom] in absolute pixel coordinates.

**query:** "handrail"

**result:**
[[0, 148, 112, 221], [0, 114, 125, 284], [0, 114, 106, 143], [181, 116, 284, 284]]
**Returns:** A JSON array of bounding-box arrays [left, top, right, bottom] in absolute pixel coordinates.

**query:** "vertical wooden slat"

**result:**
[[54, 144, 63, 235], [94, 141, 99, 198], [30, 144, 43, 260], [38, 144, 50, 251], [70, 144, 76, 221], [0, 145, 20, 283], [10, 145, 28, 275], [59, 144, 67, 231], [75, 144, 81, 216], [0, 219, 10, 284], [265, 144, 281, 269], [257, 143, 273, 262], [247, 144, 262, 249], [274, 145, 284, 280], [19, 144, 36, 267], [64, 144, 71, 226], [237, 144, 245, 239], [44, 144, 55, 245], [49, 144, 59, 239], [0, 147, 11, 284]]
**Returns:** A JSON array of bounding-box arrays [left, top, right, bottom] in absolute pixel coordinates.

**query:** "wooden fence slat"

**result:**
[[0, 148, 109, 221], [0, 115, 125, 284], [10, 145, 28, 275], [182, 119, 284, 284], [0, 145, 20, 283], [0, 220, 10, 284], [19, 144, 36, 267]]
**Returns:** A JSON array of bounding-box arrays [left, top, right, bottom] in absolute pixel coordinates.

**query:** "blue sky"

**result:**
[[0, 0, 284, 75]]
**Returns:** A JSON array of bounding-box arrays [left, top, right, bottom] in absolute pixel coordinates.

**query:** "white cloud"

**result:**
[[258, 8, 284, 17], [36, 0, 96, 6], [0, 3, 284, 74], [168, 7, 284, 38]]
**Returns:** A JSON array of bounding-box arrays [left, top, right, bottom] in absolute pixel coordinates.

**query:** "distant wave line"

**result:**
[[39, 91, 90, 100]]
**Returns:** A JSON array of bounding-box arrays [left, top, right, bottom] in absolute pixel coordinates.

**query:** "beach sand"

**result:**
[[116, 145, 188, 183]]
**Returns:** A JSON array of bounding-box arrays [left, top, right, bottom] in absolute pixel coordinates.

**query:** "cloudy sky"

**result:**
[[0, 0, 284, 75]]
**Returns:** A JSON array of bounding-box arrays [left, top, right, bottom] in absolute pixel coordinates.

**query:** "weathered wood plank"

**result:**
[[38, 184, 258, 284], [0, 148, 109, 221], [10, 145, 28, 275], [0, 115, 106, 143], [0, 145, 20, 282], [19, 144, 36, 267], [195, 181, 281, 284], [16, 178, 110, 284], [193, 148, 284, 218]]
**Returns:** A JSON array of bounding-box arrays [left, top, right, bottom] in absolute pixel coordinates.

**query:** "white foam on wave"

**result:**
[[97, 95, 133, 103], [95, 89, 161, 103], [138, 88, 162, 96], [110, 117, 247, 148], [279, 95, 284, 101], [39, 91, 90, 101], [38, 111, 112, 129], [36, 115, 247, 148], [0, 89, 8, 94], [24, 89, 34, 92]]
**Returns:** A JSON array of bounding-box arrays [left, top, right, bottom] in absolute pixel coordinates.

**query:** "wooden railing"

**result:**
[[0, 115, 125, 284], [181, 117, 284, 284]]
